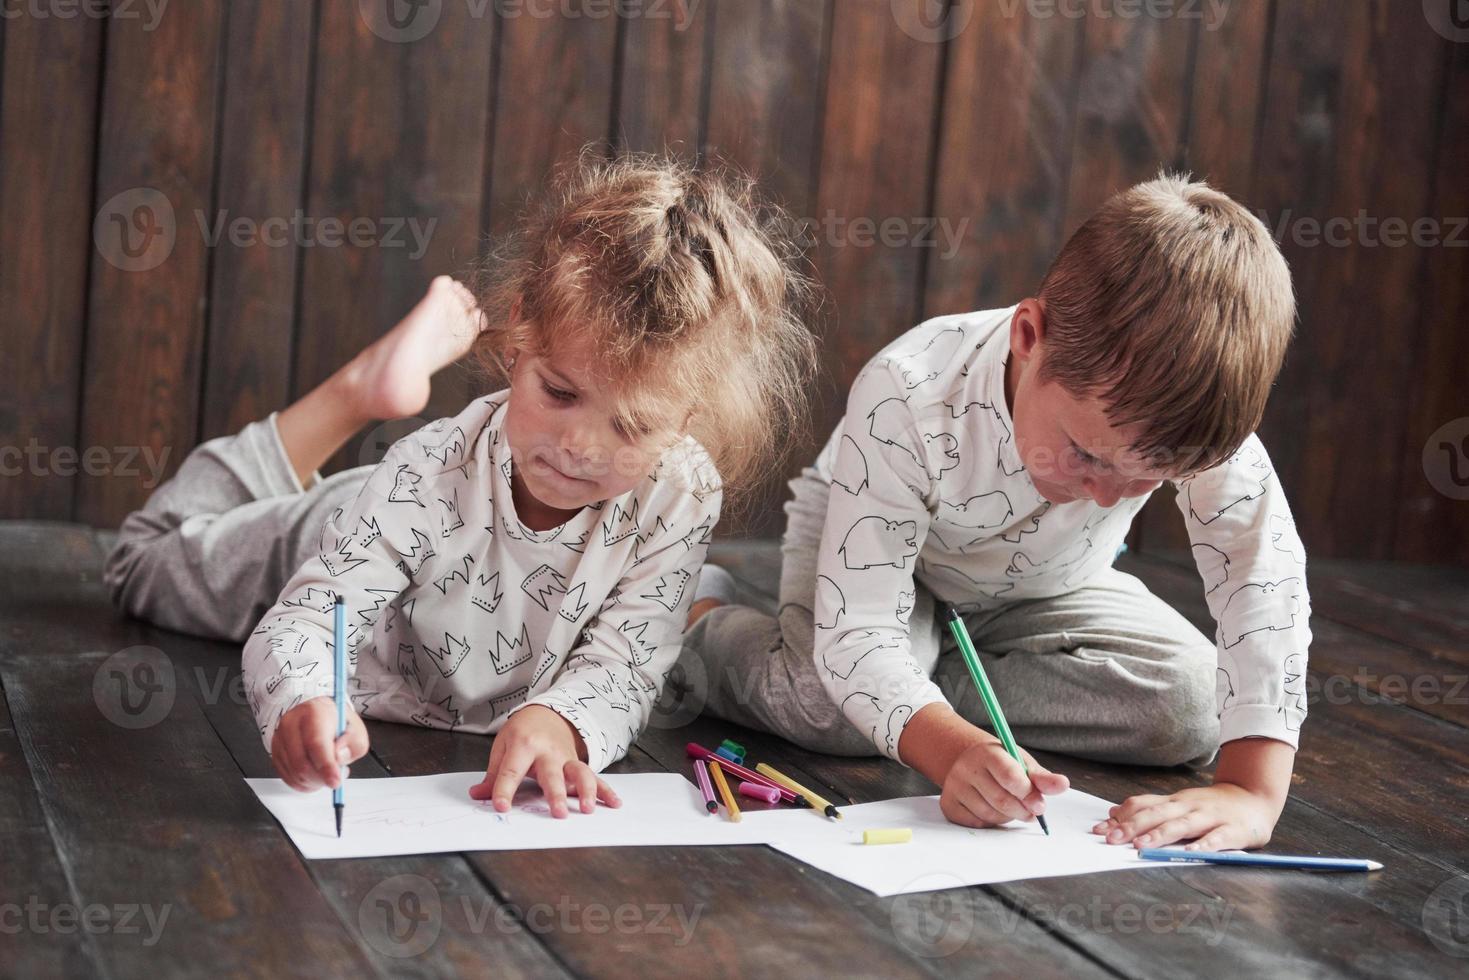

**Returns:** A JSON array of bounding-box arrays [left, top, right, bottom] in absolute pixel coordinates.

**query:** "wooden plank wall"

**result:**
[[0, 0, 1464, 563]]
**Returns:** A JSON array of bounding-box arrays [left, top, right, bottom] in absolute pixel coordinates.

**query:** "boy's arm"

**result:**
[[242, 433, 437, 752], [1176, 433, 1312, 753], [509, 487, 720, 772], [1097, 434, 1309, 850], [813, 359, 950, 760]]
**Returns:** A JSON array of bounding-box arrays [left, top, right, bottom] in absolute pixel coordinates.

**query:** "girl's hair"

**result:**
[[467, 150, 819, 523]]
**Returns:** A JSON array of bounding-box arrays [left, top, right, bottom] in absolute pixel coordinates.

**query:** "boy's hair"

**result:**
[[1037, 172, 1295, 475], [469, 150, 819, 521]]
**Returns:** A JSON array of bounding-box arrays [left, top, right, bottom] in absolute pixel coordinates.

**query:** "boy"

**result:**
[[681, 174, 1310, 853]]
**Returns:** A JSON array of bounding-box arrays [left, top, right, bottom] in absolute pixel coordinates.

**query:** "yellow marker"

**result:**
[[863, 828, 913, 846], [708, 760, 741, 823], [755, 762, 842, 819]]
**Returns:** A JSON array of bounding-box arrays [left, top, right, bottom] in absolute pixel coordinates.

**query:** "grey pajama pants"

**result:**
[[104, 416, 1219, 768], [103, 413, 371, 645], [678, 468, 1221, 768]]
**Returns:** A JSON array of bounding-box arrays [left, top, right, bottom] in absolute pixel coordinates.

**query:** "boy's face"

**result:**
[[502, 336, 685, 526], [1004, 301, 1173, 508]]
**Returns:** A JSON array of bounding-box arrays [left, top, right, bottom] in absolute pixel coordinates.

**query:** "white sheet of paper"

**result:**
[[761, 788, 1162, 896], [245, 771, 814, 860], [247, 772, 1171, 896]]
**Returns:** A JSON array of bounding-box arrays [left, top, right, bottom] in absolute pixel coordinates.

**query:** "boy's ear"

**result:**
[[1011, 298, 1047, 360]]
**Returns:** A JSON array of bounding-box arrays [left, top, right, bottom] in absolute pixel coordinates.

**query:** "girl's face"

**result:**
[[502, 339, 684, 528]]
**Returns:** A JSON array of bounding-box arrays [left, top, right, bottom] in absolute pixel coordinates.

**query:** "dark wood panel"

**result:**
[[701, 0, 829, 537], [484, 3, 619, 237], [702, 0, 828, 217], [1060, 10, 1194, 234], [0, 527, 382, 976], [1121, 552, 1469, 872], [199, 0, 316, 442], [0, 664, 100, 976], [615, 0, 711, 159], [814, 0, 946, 381], [923, 0, 1083, 318], [1394, 37, 1469, 564], [145, 616, 568, 978], [76, 2, 226, 528], [294, 0, 496, 475], [1251, 0, 1448, 560], [0, 13, 101, 521]]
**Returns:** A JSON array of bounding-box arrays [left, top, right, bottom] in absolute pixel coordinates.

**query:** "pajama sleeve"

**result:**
[[1174, 433, 1313, 747], [813, 359, 950, 762], [242, 431, 436, 753], [511, 486, 721, 772]]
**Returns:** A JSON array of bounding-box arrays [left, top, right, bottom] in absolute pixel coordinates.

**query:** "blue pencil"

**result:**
[[333, 596, 346, 837], [1138, 848, 1383, 872]]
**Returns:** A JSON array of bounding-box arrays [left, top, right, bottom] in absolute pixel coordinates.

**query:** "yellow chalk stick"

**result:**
[[862, 828, 913, 845]]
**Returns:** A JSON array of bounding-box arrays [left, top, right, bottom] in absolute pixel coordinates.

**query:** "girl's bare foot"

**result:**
[[276, 276, 488, 485], [339, 275, 487, 422]]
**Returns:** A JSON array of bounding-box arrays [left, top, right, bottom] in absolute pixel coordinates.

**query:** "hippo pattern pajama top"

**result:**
[[811, 306, 1312, 760], [242, 389, 721, 771]]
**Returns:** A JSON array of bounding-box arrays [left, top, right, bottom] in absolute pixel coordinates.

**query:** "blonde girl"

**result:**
[[104, 153, 817, 817]]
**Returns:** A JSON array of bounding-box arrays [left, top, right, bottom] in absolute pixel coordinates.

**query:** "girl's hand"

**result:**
[[468, 705, 621, 818], [1091, 783, 1279, 851], [940, 736, 1069, 828], [271, 696, 369, 792]]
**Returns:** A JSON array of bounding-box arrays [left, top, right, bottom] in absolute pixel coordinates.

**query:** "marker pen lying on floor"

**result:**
[[1138, 848, 1383, 871]]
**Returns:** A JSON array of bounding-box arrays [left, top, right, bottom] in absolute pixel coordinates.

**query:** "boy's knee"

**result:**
[[1129, 656, 1219, 767]]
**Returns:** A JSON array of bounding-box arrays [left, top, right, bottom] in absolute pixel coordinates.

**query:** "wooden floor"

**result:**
[[3, 522, 1467, 978]]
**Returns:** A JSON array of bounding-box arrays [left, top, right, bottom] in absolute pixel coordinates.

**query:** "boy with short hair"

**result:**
[[683, 173, 1310, 852]]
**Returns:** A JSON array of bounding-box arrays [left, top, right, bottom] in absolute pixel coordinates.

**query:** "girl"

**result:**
[[103, 154, 817, 817]]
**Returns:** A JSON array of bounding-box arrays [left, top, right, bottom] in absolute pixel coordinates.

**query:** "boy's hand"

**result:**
[[941, 736, 1070, 828], [468, 705, 621, 818], [271, 696, 369, 793], [1092, 782, 1279, 851]]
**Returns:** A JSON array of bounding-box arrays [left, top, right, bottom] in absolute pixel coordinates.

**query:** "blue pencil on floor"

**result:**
[[1138, 848, 1383, 872], [333, 596, 346, 837]]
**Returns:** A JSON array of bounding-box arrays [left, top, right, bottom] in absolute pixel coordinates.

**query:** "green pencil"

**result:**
[[941, 603, 1050, 836]]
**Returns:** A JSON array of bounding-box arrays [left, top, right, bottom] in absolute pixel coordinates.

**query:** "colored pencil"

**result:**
[[942, 604, 1049, 836], [333, 596, 347, 837]]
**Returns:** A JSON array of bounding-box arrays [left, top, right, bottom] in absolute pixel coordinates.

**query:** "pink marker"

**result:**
[[738, 780, 781, 805]]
